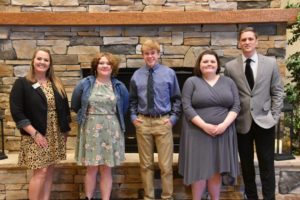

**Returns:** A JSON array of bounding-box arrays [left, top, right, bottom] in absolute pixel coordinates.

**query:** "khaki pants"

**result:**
[[135, 115, 174, 200]]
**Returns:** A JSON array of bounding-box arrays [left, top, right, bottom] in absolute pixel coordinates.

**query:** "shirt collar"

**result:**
[[242, 52, 258, 63], [146, 63, 159, 72]]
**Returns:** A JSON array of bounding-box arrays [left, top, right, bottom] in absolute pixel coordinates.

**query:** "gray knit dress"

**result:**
[[178, 76, 240, 185]]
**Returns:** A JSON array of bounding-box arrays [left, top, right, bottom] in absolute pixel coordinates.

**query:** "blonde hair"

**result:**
[[26, 48, 67, 98], [141, 39, 160, 53]]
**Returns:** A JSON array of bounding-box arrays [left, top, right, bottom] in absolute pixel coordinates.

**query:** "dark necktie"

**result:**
[[147, 68, 154, 113], [245, 58, 254, 90]]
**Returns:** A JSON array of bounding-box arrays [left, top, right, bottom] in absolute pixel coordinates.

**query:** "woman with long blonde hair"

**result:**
[[10, 48, 71, 200]]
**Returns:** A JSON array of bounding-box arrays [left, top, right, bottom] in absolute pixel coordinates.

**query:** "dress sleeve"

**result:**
[[229, 78, 241, 114], [182, 77, 199, 121]]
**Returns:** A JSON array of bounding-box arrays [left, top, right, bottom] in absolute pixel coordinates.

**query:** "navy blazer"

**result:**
[[10, 77, 71, 136]]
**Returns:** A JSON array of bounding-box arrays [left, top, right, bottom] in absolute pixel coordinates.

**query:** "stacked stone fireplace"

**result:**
[[0, 22, 292, 153], [82, 67, 193, 153], [0, 1, 297, 155]]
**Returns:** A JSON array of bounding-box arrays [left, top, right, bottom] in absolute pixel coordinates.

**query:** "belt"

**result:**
[[140, 113, 169, 118]]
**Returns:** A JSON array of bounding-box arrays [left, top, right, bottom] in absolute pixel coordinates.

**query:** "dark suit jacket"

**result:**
[[10, 77, 71, 136]]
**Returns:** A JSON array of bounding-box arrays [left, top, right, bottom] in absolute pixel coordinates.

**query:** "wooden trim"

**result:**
[[0, 9, 298, 26]]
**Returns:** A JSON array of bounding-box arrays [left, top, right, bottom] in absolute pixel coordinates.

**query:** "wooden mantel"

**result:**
[[0, 8, 298, 26]]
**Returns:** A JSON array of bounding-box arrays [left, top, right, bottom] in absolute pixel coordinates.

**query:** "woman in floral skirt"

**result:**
[[71, 52, 129, 200]]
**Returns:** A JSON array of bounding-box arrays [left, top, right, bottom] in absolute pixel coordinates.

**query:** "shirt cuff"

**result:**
[[169, 115, 177, 125], [131, 114, 137, 122]]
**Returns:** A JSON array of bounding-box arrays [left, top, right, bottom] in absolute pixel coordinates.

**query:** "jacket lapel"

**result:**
[[32, 83, 47, 103], [236, 56, 252, 92], [253, 54, 264, 91]]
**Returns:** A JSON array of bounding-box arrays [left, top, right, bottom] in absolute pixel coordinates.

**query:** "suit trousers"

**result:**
[[237, 121, 275, 200], [135, 115, 174, 200]]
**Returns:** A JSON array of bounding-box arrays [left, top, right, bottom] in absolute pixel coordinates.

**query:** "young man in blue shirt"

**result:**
[[129, 39, 181, 200]]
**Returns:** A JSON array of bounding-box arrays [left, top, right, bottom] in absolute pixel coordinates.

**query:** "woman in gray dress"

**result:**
[[71, 52, 129, 200], [178, 50, 240, 200]]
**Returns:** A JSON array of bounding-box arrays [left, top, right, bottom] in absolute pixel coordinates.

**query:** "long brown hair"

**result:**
[[26, 48, 67, 98]]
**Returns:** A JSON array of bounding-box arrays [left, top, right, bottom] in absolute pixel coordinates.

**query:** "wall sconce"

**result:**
[[274, 99, 295, 161], [0, 115, 7, 160]]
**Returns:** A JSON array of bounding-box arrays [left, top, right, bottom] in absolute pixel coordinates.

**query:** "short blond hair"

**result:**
[[239, 27, 258, 40], [141, 39, 160, 53]]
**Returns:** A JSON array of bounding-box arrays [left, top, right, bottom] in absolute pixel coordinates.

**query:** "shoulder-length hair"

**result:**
[[90, 52, 120, 77], [193, 49, 221, 77], [26, 48, 67, 98]]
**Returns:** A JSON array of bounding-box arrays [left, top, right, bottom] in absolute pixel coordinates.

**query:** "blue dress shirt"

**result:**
[[129, 63, 182, 125]]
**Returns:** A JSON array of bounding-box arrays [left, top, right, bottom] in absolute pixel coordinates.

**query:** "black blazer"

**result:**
[[10, 77, 71, 136]]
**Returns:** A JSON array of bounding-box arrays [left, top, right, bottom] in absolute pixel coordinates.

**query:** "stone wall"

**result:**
[[0, 0, 289, 152]]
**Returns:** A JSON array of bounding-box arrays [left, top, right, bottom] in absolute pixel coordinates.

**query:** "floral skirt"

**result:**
[[75, 114, 125, 167]]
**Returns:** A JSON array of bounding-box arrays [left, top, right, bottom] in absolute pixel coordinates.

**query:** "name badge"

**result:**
[[32, 82, 41, 89]]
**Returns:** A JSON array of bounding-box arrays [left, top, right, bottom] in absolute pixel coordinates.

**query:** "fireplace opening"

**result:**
[[81, 67, 193, 153]]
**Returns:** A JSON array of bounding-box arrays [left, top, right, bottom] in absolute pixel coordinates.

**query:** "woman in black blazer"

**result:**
[[10, 48, 71, 200]]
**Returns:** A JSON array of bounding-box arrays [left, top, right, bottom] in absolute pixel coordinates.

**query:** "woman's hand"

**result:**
[[214, 111, 238, 135], [202, 123, 218, 136], [34, 133, 48, 148], [214, 123, 227, 135], [61, 132, 68, 143], [64, 135, 68, 143]]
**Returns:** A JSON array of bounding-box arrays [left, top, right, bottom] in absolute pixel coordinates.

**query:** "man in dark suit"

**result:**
[[224, 27, 284, 200]]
